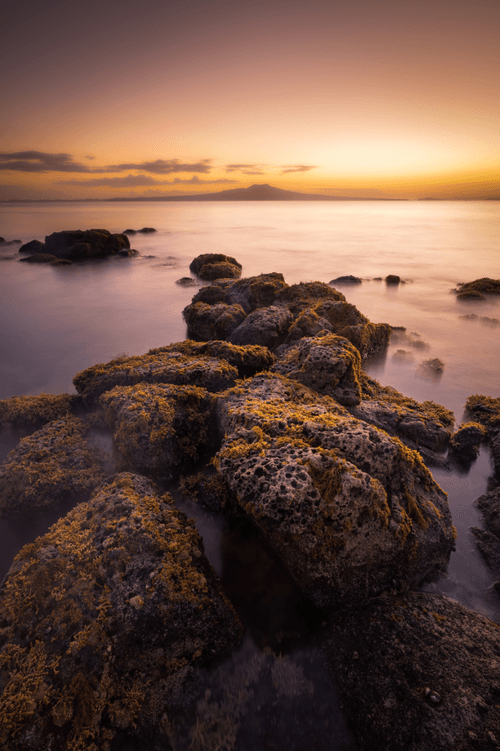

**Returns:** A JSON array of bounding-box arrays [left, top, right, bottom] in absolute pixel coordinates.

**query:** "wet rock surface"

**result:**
[[18, 229, 131, 261], [471, 488, 500, 580], [449, 422, 486, 464], [320, 591, 500, 751], [0, 393, 77, 428], [0, 473, 242, 750], [465, 395, 500, 474]]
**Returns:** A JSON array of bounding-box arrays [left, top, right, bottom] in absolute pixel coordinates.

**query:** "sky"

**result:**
[[1, 0, 499, 200]]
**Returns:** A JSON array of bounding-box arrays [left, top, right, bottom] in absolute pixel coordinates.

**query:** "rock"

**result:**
[[449, 422, 486, 463], [19, 253, 59, 263], [228, 305, 293, 348], [18, 239, 45, 254], [183, 301, 247, 340], [350, 375, 455, 456], [470, 527, 500, 575], [0, 393, 77, 428], [50, 258, 73, 265], [123, 228, 136, 234], [224, 272, 288, 312], [214, 373, 455, 610], [465, 395, 500, 472], [43, 229, 130, 260], [329, 275, 362, 284], [311, 300, 391, 359], [278, 308, 333, 347], [99, 383, 214, 479], [271, 334, 362, 406], [138, 227, 156, 233], [385, 274, 400, 284], [0, 416, 105, 517], [117, 248, 139, 257], [476, 487, 500, 539], [455, 278, 500, 296], [457, 290, 486, 300], [416, 358, 445, 380], [277, 281, 346, 315], [73, 343, 242, 404], [0, 473, 242, 750], [481, 316, 500, 327], [189, 253, 242, 276], [392, 349, 416, 363], [320, 591, 500, 751], [198, 261, 242, 280], [176, 276, 198, 286]]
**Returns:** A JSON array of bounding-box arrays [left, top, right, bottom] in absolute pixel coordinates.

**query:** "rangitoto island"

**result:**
[[1, 246, 500, 750]]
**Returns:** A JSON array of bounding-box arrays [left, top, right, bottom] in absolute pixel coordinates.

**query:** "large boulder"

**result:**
[[183, 302, 247, 341], [454, 277, 500, 296], [43, 229, 130, 260], [321, 591, 500, 751], [0, 473, 242, 750], [449, 421, 487, 464], [18, 239, 45, 254], [214, 373, 455, 610], [228, 305, 293, 348], [189, 253, 242, 276], [99, 383, 214, 479], [0, 416, 105, 517], [271, 334, 362, 406]]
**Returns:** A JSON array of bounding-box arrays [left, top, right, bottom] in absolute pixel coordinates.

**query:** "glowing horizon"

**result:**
[[1, 0, 499, 201]]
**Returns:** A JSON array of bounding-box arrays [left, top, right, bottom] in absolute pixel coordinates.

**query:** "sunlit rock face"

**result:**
[[321, 591, 500, 751], [0, 473, 242, 751], [214, 373, 455, 611]]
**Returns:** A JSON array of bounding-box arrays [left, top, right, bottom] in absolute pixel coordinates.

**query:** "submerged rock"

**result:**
[[321, 591, 500, 751], [0, 416, 105, 517], [214, 373, 455, 610], [0, 473, 242, 750]]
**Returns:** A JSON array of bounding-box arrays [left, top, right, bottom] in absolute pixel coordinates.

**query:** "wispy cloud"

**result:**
[[103, 159, 213, 174], [280, 164, 317, 174], [58, 174, 237, 187], [0, 151, 95, 173], [171, 175, 236, 185], [225, 163, 267, 175]]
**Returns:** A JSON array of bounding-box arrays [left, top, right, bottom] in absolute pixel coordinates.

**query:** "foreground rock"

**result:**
[[0, 416, 105, 517], [214, 373, 455, 610], [0, 393, 77, 428], [189, 253, 242, 280], [0, 473, 242, 750], [19, 229, 131, 261], [73, 340, 274, 404], [100, 383, 214, 479], [449, 422, 486, 464], [321, 591, 500, 751]]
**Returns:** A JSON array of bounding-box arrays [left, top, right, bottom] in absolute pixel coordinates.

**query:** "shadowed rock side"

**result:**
[[320, 592, 500, 751], [183, 274, 391, 359], [471, 487, 500, 592], [19, 229, 131, 261], [465, 394, 500, 474], [214, 373, 455, 610], [449, 422, 487, 465], [0, 473, 242, 751], [0, 393, 78, 429], [0, 416, 105, 518]]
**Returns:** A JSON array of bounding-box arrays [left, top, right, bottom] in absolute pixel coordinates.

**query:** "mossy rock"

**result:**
[[455, 277, 500, 295], [0, 473, 242, 750], [0, 393, 77, 428], [465, 394, 500, 431], [189, 253, 242, 275], [148, 339, 275, 378], [275, 281, 346, 316], [449, 421, 486, 463], [183, 301, 247, 341], [457, 290, 486, 301], [228, 305, 294, 349], [0, 416, 105, 517], [321, 592, 500, 751], [198, 261, 242, 280], [99, 382, 215, 479]]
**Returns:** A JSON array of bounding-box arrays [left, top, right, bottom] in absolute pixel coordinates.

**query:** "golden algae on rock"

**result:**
[[0, 392, 77, 428]]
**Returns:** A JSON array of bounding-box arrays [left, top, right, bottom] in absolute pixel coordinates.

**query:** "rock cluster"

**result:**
[[19, 229, 132, 261]]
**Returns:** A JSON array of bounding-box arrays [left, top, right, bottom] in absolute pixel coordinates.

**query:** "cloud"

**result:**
[[103, 159, 213, 174], [57, 175, 165, 187], [225, 163, 267, 175], [171, 175, 236, 185], [0, 151, 95, 173], [280, 165, 317, 174]]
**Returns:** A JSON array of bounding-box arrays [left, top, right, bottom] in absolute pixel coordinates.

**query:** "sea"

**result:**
[[0, 199, 499, 746]]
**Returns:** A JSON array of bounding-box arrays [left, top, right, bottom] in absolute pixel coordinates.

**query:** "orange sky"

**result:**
[[1, 0, 499, 200]]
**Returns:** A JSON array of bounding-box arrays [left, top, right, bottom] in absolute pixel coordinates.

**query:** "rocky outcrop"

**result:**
[[19, 252, 59, 263], [449, 422, 486, 464], [0, 473, 242, 750], [0, 416, 105, 517], [189, 253, 242, 279], [321, 591, 500, 751], [471, 487, 500, 580], [0, 393, 77, 428], [329, 275, 362, 284], [271, 334, 362, 406], [228, 305, 293, 348], [183, 302, 247, 340], [214, 373, 455, 610], [41, 229, 131, 260], [465, 395, 500, 474], [18, 239, 45, 254], [99, 383, 214, 479], [454, 278, 500, 296]]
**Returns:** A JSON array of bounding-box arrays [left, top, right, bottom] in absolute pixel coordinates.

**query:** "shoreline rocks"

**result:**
[[19, 229, 132, 261]]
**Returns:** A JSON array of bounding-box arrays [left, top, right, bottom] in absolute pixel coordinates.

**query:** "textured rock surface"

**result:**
[[189, 253, 242, 276], [0, 393, 77, 428], [454, 277, 500, 296], [43, 229, 130, 260], [0, 416, 105, 517], [471, 488, 500, 579], [198, 261, 241, 280], [465, 395, 500, 474], [321, 591, 500, 751], [19, 252, 58, 263], [271, 334, 362, 406], [449, 422, 486, 463], [214, 373, 455, 610], [0, 473, 242, 750], [100, 383, 214, 479], [228, 305, 293, 348], [183, 301, 247, 340]]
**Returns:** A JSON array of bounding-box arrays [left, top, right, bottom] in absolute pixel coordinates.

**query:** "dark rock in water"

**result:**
[[18, 239, 45, 254], [43, 228, 130, 260], [228, 305, 293, 348], [214, 373, 454, 610], [117, 247, 139, 257], [476, 487, 500, 539], [470, 527, 500, 575], [0, 393, 77, 428], [417, 357, 444, 375], [123, 228, 136, 234], [392, 348, 416, 363], [457, 290, 486, 300], [271, 334, 362, 406], [329, 275, 362, 284], [99, 382, 214, 479], [189, 252, 242, 276], [0, 238, 21, 245], [50, 258, 73, 265], [183, 301, 248, 340], [176, 276, 198, 286], [277, 280, 345, 315], [138, 226, 156, 233], [198, 260, 242, 280], [385, 274, 400, 284], [19, 253, 59, 263], [0, 236, 3, 243], [449, 421, 486, 463], [0, 473, 242, 750], [455, 277, 500, 296], [0, 416, 105, 517], [320, 591, 500, 751], [465, 395, 500, 473]]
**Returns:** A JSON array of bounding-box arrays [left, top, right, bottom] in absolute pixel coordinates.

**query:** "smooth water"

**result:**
[[0, 201, 499, 741]]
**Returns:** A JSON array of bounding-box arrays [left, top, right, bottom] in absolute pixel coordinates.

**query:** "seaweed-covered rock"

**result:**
[[183, 302, 247, 341], [455, 278, 500, 296], [189, 253, 242, 276], [276, 281, 346, 315], [198, 261, 241, 280], [457, 290, 485, 301], [278, 308, 333, 346], [465, 395, 500, 473], [271, 334, 362, 406], [449, 422, 486, 463], [321, 591, 500, 751], [0, 393, 77, 428], [312, 300, 391, 360], [99, 383, 214, 479], [228, 305, 293, 348], [43, 229, 130, 260], [149, 340, 275, 379], [214, 373, 454, 610], [350, 375, 455, 457], [0, 416, 104, 517], [73, 346, 240, 404], [0, 473, 242, 750]]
